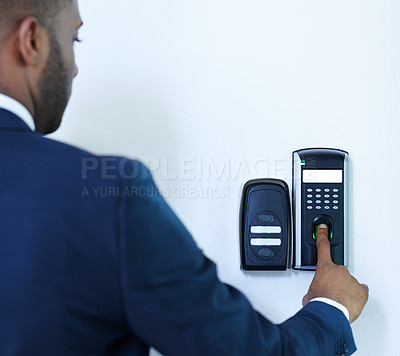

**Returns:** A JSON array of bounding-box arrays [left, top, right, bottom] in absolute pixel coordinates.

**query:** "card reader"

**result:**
[[292, 148, 349, 270], [240, 179, 291, 271]]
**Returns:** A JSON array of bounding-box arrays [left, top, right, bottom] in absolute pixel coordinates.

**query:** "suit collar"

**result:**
[[0, 108, 35, 132], [0, 93, 36, 131]]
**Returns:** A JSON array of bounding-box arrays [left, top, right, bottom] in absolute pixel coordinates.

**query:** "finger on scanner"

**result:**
[[315, 224, 332, 263], [316, 224, 329, 240]]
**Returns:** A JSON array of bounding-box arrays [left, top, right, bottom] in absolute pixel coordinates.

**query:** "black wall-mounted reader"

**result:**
[[292, 148, 349, 270], [240, 179, 291, 271]]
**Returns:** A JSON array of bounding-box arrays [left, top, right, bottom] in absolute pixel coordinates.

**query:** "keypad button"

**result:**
[[333, 194, 339, 198], [324, 188, 330, 192], [333, 189, 339, 192], [316, 194, 322, 198], [307, 194, 312, 198], [307, 200, 313, 204], [333, 206, 339, 210], [316, 206, 322, 210], [307, 189, 313, 192], [324, 200, 330, 204], [316, 200, 321, 204], [333, 200, 339, 204], [316, 188, 322, 192], [307, 206, 313, 210], [324, 194, 330, 198], [324, 206, 330, 210]]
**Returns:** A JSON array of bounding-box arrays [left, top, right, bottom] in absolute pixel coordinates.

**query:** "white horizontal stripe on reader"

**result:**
[[250, 226, 282, 234], [250, 238, 282, 246]]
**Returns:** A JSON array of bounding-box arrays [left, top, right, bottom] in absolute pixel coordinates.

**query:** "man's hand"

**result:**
[[302, 224, 369, 323]]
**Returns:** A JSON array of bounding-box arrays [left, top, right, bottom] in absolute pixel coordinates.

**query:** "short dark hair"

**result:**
[[0, 0, 72, 29]]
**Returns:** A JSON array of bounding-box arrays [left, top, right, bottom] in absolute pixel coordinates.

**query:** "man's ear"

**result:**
[[17, 16, 49, 70]]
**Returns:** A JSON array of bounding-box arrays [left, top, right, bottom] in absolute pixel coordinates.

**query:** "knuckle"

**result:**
[[336, 265, 350, 277], [362, 286, 369, 299]]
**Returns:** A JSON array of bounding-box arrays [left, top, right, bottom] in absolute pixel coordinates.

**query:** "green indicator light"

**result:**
[[301, 160, 305, 163]]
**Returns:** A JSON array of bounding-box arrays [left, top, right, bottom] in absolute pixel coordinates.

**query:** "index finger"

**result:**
[[316, 224, 333, 265]]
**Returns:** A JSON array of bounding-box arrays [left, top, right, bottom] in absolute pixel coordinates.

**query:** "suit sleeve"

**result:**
[[116, 160, 356, 356]]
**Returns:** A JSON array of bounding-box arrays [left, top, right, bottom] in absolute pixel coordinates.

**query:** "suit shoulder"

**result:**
[[39, 134, 101, 160], [31, 135, 148, 183]]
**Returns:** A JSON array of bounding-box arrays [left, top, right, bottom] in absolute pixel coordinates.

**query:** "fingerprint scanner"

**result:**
[[312, 216, 333, 240]]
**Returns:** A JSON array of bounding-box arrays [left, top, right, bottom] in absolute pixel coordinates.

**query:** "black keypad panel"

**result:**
[[304, 186, 342, 211]]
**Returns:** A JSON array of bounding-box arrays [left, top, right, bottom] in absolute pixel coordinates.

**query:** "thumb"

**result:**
[[316, 224, 332, 265]]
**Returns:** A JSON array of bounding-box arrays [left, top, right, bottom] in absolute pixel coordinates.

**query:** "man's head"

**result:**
[[0, 0, 82, 134]]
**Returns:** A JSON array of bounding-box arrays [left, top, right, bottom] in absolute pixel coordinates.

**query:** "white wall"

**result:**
[[51, 1, 400, 354]]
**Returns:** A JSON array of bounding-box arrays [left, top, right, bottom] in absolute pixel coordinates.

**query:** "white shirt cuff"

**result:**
[[309, 297, 350, 321]]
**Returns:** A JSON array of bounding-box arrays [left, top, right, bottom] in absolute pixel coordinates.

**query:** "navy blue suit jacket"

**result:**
[[0, 109, 356, 356]]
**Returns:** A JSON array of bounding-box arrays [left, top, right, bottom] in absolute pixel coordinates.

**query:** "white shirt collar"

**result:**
[[0, 93, 36, 131]]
